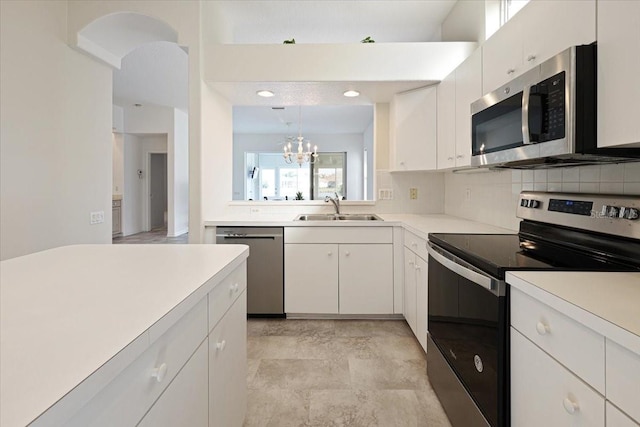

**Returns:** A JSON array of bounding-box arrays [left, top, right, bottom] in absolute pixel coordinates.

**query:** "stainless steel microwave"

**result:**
[[470, 44, 640, 169]]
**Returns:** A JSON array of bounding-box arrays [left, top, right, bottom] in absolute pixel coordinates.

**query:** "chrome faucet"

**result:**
[[325, 193, 341, 214]]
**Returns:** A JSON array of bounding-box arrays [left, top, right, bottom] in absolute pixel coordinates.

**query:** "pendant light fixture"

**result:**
[[283, 107, 318, 166]]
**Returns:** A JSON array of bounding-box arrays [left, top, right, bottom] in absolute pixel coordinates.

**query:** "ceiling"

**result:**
[[113, 0, 458, 133]]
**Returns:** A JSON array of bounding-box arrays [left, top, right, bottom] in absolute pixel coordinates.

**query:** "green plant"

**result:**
[[283, 38, 296, 44], [361, 36, 375, 43], [295, 191, 304, 200]]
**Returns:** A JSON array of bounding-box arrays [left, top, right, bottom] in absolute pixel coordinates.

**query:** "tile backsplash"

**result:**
[[445, 162, 640, 231]]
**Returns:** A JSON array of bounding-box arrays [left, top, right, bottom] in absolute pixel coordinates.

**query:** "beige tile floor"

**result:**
[[112, 227, 188, 244], [245, 319, 452, 427]]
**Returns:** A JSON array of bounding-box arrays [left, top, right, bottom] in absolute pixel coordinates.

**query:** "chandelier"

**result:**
[[283, 107, 318, 166]]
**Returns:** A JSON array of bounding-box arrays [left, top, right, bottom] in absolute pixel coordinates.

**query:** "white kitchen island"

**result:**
[[0, 244, 249, 427]]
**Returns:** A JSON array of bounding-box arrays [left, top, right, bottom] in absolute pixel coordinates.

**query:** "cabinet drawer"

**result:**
[[208, 263, 247, 332], [510, 287, 605, 393], [403, 229, 428, 260], [66, 298, 208, 427], [606, 339, 640, 422], [285, 226, 392, 244], [511, 328, 605, 427]]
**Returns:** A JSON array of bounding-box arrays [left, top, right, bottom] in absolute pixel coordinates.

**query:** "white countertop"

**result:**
[[205, 213, 514, 238], [507, 271, 640, 354], [0, 244, 249, 427]]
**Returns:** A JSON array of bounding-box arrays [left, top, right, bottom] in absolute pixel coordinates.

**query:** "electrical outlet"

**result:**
[[378, 189, 393, 200], [465, 188, 471, 202], [90, 211, 105, 225], [409, 188, 418, 200]]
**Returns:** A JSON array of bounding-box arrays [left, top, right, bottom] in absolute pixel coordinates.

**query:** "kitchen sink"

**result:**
[[295, 214, 382, 221]]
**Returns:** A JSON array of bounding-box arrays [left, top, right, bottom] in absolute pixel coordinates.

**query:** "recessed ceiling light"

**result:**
[[343, 90, 360, 97], [257, 90, 275, 98]]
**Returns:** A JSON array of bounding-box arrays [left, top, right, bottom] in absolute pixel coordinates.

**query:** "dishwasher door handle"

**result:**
[[217, 234, 280, 239]]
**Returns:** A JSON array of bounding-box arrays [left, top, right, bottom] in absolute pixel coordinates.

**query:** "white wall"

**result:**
[[441, 0, 487, 43], [444, 162, 640, 231], [232, 133, 366, 201], [363, 120, 374, 200], [0, 1, 113, 260], [112, 133, 125, 195], [172, 109, 189, 236]]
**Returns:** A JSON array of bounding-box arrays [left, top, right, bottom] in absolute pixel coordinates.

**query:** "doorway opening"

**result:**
[[149, 153, 168, 230]]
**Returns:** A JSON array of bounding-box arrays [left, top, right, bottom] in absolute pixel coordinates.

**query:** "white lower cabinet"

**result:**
[[339, 244, 393, 314], [284, 227, 393, 315], [285, 243, 339, 314], [509, 284, 640, 427], [138, 340, 208, 427], [210, 289, 247, 427], [403, 230, 428, 351], [511, 328, 604, 427]]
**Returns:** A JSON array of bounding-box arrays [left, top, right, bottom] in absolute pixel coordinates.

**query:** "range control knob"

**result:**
[[520, 199, 529, 207], [528, 200, 540, 208], [621, 207, 639, 220]]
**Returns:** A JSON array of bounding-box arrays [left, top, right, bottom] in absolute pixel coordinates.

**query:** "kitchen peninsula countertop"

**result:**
[[0, 244, 249, 427], [204, 213, 514, 238], [507, 271, 640, 353]]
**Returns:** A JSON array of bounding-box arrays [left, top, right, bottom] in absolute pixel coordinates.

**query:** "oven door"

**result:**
[[427, 243, 509, 427]]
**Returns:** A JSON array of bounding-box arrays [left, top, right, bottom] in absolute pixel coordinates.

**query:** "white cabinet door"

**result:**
[[339, 244, 393, 314], [138, 341, 208, 427], [285, 244, 339, 314], [210, 290, 247, 427], [522, 0, 595, 68], [511, 328, 605, 427], [437, 71, 456, 170], [415, 256, 428, 351], [482, 19, 523, 94], [606, 402, 639, 427], [454, 48, 482, 168], [391, 86, 438, 171], [403, 248, 417, 336], [598, 0, 640, 148]]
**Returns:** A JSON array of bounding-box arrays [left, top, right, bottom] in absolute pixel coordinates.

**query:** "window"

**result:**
[[244, 152, 346, 201], [500, 0, 529, 25]]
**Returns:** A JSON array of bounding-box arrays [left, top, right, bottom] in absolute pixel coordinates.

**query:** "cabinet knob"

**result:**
[[447, 157, 454, 161], [408, 260, 414, 267], [411, 242, 417, 248], [456, 155, 464, 159], [151, 363, 168, 383], [216, 340, 227, 351], [562, 397, 579, 415], [415, 265, 421, 272], [536, 321, 550, 335], [527, 54, 536, 62], [507, 68, 515, 75], [345, 251, 351, 257], [327, 251, 333, 256], [229, 283, 239, 294]]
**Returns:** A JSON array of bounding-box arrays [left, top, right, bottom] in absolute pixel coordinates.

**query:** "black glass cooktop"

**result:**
[[428, 232, 640, 280]]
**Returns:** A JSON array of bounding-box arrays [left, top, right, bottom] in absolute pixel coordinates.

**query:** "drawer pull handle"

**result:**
[[536, 321, 550, 335], [327, 252, 333, 256], [151, 363, 168, 383], [562, 397, 579, 414], [216, 340, 227, 351], [229, 283, 239, 294], [408, 260, 414, 267], [411, 242, 418, 247], [415, 265, 421, 272], [345, 251, 350, 257]]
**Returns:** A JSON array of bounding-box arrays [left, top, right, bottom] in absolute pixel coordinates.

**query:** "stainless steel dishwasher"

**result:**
[[216, 227, 284, 317]]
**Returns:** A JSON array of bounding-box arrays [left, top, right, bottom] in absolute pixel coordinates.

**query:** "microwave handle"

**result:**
[[522, 85, 532, 145]]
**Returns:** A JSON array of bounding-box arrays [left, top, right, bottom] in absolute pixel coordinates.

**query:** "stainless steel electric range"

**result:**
[[426, 191, 640, 427]]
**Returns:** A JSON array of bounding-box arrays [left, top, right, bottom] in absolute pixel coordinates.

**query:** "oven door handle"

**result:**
[[428, 243, 505, 296]]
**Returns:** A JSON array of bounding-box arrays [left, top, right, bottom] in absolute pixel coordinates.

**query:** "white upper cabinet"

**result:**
[[454, 48, 482, 168], [597, 0, 640, 148], [436, 71, 456, 170], [391, 86, 438, 171], [483, 19, 523, 94], [522, 0, 595, 68], [483, 0, 596, 94]]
